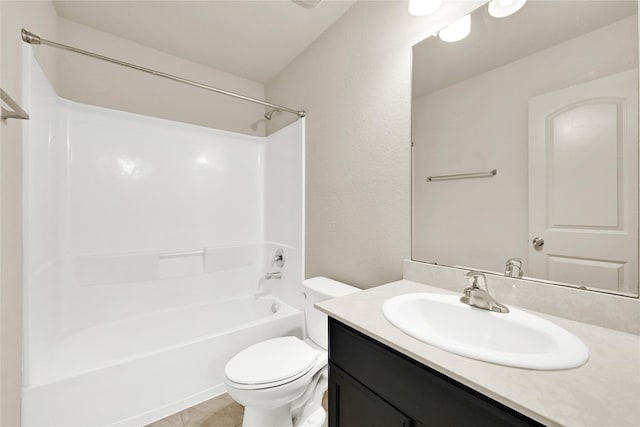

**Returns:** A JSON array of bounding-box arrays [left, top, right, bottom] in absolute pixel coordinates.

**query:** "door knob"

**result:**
[[532, 237, 544, 248]]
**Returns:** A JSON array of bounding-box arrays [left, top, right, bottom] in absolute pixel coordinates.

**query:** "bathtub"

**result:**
[[22, 295, 304, 427]]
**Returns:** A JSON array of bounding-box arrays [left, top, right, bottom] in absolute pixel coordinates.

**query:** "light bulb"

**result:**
[[438, 14, 471, 43], [408, 0, 442, 17], [488, 0, 527, 18]]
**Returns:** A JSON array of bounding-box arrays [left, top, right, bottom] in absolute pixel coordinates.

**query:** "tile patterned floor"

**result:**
[[146, 394, 243, 427], [146, 392, 328, 427]]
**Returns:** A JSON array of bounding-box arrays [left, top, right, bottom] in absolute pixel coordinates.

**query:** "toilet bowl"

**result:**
[[224, 277, 360, 427]]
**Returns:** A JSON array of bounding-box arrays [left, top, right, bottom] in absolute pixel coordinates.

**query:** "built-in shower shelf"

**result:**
[[74, 244, 259, 286]]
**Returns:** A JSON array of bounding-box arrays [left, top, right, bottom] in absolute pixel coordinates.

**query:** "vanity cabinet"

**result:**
[[328, 319, 543, 427]]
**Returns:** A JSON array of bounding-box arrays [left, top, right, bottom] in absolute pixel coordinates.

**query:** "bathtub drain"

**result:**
[[271, 302, 280, 313]]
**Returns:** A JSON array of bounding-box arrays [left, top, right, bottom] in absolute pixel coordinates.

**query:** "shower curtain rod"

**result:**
[[21, 29, 306, 119]]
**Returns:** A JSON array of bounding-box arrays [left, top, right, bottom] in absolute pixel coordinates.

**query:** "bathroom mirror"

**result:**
[[411, 1, 639, 297]]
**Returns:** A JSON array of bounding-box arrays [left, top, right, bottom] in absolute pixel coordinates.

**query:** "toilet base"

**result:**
[[295, 407, 326, 427], [242, 405, 326, 427], [292, 368, 327, 427], [229, 367, 328, 427], [243, 405, 293, 427]]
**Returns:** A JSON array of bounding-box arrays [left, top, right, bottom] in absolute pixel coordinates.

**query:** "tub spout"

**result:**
[[265, 271, 282, 280]]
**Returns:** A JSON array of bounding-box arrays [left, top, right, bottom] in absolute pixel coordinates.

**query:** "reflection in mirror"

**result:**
[[411, 1, 639, 297]]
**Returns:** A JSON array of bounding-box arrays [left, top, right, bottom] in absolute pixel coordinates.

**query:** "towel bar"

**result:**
[[427, 169, 497, 182]]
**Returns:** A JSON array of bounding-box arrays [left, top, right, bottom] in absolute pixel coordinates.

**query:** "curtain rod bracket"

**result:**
[[22, 29, 41, 45]]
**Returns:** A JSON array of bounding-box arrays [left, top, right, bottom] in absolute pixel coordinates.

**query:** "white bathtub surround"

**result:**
[[403, 260, 640, 335], [23, 46, 305, 427], [263, 116, 305, 309]]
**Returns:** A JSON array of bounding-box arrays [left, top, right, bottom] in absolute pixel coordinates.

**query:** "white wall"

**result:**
[[412, 16, 638, 273], [265, 0, 482, 288], [0, 2, 58, 425]]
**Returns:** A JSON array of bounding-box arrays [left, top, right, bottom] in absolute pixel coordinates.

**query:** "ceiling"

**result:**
[[413, 0, 638, 98], [53, 0, 356, 83]]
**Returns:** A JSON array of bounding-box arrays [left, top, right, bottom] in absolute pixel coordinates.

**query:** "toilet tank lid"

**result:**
[[303, 276, 360, 297]]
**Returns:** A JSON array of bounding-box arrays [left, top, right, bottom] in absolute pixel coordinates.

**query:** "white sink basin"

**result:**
[[382, 293, 589, 370]]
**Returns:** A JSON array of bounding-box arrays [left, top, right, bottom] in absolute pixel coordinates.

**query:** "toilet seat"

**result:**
[[225, 336, 319, 390]]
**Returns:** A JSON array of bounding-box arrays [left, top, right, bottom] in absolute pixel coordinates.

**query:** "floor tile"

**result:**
[[180, 394, 244, 427], [148, 390, 329, 427], [146, 412, 184, 427]]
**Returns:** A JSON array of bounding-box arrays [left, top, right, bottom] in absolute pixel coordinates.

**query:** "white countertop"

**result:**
[[316, 280, 640, 427]]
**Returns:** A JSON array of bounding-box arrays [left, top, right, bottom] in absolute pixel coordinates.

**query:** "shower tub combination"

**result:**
[[25, 295, 303, 426], [22, 46, 305, 426]]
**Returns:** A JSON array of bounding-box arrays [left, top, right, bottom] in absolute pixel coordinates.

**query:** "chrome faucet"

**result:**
[[272, 248, 285, 268], [255, 271, 282, 298], [504, 257, 523, 278], [460, 271, 509, 313], [264, 249, 285, 280]]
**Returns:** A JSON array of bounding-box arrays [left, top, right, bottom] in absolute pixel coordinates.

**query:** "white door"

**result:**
[[528, 69, 638, 295]]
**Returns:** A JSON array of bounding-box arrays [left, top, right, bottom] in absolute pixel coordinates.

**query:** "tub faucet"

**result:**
[[505, 257, 523, 278], [255, 271, 282, 298], [460, 271, 509, 313], [265, 271, 282, 280]]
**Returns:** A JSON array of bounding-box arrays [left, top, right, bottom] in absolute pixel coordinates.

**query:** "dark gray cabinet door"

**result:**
[[329, 363, 411, 427], [328, 319, 543, 427]]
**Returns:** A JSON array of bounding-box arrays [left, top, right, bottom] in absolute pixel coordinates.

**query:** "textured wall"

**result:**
[[265, 1, 482, 288], [1, 3, 58, 426], [57, 18, 266, 137]]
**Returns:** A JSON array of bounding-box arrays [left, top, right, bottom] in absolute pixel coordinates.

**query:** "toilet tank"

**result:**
[[303, 277, 360, 350]]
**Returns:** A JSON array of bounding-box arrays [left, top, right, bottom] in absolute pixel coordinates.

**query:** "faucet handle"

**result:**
[[272, 249, 285, 268], [505, 257, 524, 278], [464, 270, 487, 289], [461, 270, 509, 313]]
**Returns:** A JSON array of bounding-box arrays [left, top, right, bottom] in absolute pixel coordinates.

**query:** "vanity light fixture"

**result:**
[[488, 0, 527, 18], [438, 13, 471, 42], [408, 0, 442, 16]]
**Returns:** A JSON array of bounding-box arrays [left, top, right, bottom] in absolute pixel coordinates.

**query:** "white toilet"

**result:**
[[224, 277, 360, 427]]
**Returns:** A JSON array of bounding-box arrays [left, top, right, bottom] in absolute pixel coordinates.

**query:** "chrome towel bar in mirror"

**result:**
[[427, 169, 497, 182]]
